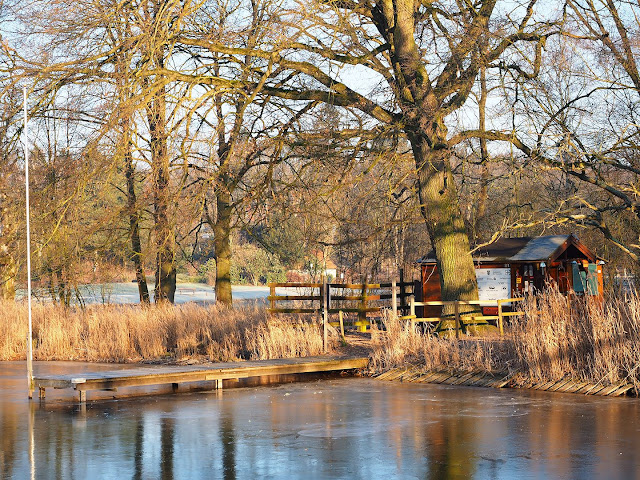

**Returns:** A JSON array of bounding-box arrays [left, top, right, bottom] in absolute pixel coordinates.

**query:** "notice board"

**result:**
[[476, 268, 511, 303]]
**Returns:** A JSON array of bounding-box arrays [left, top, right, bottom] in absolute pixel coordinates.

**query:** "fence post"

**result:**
[[269, 284, 275, 312], [392, 280, 398, 317], [399, 268, 406, 312], [454, 301, 460, 339], [409, 296, 415, 330], [357, 282, 367, 332], [339, 310, 345, 341], [497, 299, 504, 336], [323, 275, 328, 353]]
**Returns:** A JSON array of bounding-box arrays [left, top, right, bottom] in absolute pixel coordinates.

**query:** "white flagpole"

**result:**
[[23, 87, 34, 399]]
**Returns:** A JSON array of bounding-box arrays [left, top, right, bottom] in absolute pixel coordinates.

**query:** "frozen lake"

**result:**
[[17, 283, 301, 305], [1, 362, 640, 479]]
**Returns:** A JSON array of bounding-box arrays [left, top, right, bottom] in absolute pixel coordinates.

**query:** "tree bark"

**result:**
[[118, 3, 150, 304], [474, 64, 490, 242], [375, 0, 480, 305], [214, 189, 233, 306]]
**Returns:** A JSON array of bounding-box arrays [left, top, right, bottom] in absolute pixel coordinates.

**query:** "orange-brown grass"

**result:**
[[512, 288, 640, 390], [0, 301, 328, 363], [372, 288, 640, 393], [370, 310, 512, 373]]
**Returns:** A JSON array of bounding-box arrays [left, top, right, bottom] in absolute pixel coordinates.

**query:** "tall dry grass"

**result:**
[[512, 288, 640, 389], [0, 301, 328, 363], [372, 287, 640, 392], [370, 310, 514, 373]]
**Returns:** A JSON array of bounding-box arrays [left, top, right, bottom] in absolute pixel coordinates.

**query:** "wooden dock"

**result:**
[[32, 356, 369, 402]]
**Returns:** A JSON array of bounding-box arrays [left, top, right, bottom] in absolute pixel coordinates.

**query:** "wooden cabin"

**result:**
[[416, 234, 604, 316]]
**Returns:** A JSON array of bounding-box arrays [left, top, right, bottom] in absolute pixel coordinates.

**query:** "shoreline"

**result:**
[[370, 365, 637, 397]]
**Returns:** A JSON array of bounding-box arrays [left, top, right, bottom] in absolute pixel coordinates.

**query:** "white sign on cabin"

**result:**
[[476, 268, 511, 303]]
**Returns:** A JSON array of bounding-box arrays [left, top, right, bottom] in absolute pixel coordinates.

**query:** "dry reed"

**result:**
[[512, 288, 640, 390], [0, 301, 329, 363], [370, 310, 513, 373], [372, 287, 640, 393]]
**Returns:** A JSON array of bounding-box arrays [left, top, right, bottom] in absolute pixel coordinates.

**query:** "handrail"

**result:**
[[415, 298, 524, 306], [408, 297, 527, 337], [267, 280, 416, 332]]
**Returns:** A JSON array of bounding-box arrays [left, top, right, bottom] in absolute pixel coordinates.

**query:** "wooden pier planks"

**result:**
[[33, 356, 369, 402], [374, 367, 636, 397]]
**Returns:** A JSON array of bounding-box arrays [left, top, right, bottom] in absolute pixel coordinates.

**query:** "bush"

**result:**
[[231, 243, 286, 285]]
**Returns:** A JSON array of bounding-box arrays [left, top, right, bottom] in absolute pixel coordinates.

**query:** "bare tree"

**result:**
[[161, 0, 559, 305], [469, 1, 640, 264]]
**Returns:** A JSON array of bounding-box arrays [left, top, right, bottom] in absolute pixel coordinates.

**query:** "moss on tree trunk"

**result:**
[[214, 191, 233, 306]]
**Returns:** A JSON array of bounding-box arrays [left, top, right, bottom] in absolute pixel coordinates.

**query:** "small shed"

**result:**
[[416, 234, 604, 316]]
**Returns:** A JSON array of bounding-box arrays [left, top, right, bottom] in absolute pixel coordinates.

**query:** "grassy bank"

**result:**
[[371, 288, 640, 394], [0, 302, 327, 363]]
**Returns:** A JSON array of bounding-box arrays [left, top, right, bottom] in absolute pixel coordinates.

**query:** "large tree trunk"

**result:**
[[125, 144, 150, 304], [148, 81, 176, 304], [373, 0, 480, 307], [214, 190, 233, 306], [410, 134, 479, 305], [0, 202, 16, 300], [0, 193, 15, 300]]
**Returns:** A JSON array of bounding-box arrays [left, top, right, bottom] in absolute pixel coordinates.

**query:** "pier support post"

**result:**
[[172, 383, 179, 393], [38, 387, 45, 399], [78, 390, 86, 403], [216, 379, 223, 390]]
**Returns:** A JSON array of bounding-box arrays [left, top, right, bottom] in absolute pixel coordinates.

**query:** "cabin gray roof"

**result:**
[[417, 234, 595, 264]]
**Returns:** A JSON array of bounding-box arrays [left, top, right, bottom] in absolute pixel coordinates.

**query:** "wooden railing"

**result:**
[[268, 281, 523, 344], [267, 280, 415, 333], [400, 297, 526, 337]]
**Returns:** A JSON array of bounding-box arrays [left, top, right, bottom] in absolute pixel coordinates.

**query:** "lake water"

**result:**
[[1, 362, 640, 479]]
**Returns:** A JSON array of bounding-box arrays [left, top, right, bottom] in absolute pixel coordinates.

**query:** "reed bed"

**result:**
[[0, 301, 328, 363], [372, 288, 640, 393]]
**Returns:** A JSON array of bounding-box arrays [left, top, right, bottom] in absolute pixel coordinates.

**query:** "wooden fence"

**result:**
[[267, 279, 415, 332], [401, 297, 526, 338], [268, 281, 526, 349]]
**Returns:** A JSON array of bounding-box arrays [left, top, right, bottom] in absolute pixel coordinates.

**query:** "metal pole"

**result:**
[[23, 87, 34, 399]]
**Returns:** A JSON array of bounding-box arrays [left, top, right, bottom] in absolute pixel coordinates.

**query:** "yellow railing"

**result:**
[[399, 297, 526, 337]]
